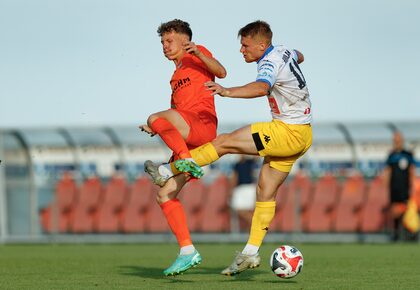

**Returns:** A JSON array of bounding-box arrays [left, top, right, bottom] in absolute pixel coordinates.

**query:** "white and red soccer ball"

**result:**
[[270, 245, 304, 278]]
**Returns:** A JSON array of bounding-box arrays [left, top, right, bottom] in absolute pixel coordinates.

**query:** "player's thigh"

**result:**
[[182, 111, 217, 148], [256, 161, 289, 202], [148, 109, 190, 139], [213, 125, 259, 155]]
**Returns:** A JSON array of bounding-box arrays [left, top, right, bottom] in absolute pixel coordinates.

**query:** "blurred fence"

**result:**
[[1, 122, 419, 243]]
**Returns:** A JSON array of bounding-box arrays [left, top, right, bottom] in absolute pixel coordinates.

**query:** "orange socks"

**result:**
[[150, 118, 191, 159], [160, 199, 192, 247]]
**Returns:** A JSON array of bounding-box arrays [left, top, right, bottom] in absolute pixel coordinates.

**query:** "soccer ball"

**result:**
[[270, 245, 304, 278]]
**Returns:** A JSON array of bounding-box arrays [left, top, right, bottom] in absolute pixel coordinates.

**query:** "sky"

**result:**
[[1, 0, 420, 128]]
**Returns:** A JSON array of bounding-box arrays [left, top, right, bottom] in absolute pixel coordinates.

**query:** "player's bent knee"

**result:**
[[147, 114, 159, 126]]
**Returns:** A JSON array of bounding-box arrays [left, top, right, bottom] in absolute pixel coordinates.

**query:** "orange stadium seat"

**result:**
[[272, 173, 313, 232], [305, 174, 339, 232], [146, 202, 170, 232], [40, 172, 77, 233], [179, 179, 207, 232], [121, 176, 156, 233], [144, 181, 169, 233], [333, 174, 366, 232], [201, 175, 231, 232], [70, 176, 102, 233], [94, 175, 129, 233], [360, 175, 389, 232]]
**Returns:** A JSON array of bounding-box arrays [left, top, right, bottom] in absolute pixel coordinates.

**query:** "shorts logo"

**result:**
[[264, 134, 271, 144]]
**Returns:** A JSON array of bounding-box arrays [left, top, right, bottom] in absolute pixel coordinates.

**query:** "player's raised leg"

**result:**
[[147, 109, 193, 159], [174, 125, 259, 176]]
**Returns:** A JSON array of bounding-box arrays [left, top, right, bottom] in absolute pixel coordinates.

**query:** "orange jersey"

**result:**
[[170, 45, 217, 117]]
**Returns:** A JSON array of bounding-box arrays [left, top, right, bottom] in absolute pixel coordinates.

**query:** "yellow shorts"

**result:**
[[251, 120, 312, 173]]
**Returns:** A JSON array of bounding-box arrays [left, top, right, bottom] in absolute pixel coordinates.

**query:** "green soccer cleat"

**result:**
[[174, 159, 204, 178], [163, 250, 202, 276], [221, 251, 261, 276]]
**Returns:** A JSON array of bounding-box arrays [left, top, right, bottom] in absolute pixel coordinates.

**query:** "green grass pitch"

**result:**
[[0, 243, 419, 289]]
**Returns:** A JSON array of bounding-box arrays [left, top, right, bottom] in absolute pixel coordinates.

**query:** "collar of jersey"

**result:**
[[257, 45, 274, 64]]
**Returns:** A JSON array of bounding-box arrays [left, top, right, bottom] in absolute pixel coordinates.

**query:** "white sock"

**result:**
[[184, 157, 197, 164], [180, 244, 195, 255], [242, 244, 259, 256], [158, 164, 173, 178]]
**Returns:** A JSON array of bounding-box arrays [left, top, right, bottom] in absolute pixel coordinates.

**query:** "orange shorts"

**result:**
[[170, 109, 217, 161]]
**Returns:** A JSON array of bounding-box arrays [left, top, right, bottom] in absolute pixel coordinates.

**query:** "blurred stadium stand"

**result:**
[[1, 122, 419, 243]]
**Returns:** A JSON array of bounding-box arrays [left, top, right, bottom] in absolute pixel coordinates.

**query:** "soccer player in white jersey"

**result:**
[[145, 20, 312, 276]]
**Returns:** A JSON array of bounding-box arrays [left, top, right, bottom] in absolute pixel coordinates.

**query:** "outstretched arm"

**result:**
[[205, 81, 270, 99], [184, 41, 227, 79]]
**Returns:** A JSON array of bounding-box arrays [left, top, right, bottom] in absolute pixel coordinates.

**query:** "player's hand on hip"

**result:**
[[139, 124, 156, 137], [205, 81, 228, 96]]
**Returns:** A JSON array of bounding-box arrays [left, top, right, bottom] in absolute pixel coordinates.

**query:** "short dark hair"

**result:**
[[157, 19, 193, 40], [238, 20, 272, 42]]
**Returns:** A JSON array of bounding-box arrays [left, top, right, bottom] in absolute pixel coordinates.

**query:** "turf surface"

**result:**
[[0, 243, 419, 289]]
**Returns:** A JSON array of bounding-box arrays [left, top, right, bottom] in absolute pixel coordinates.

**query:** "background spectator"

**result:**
[[229, 156, 259, 231], [384, 131, 416, 241]]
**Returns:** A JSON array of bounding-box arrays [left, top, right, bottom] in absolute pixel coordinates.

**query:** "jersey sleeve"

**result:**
[[256, 58, 280, 88], [292, 50, 299, 62], [197, 45, 213, 58], [408, 151, 415, 165]]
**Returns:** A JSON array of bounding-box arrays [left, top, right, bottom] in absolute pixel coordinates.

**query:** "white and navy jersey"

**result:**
[[256, 45, 312, 124]]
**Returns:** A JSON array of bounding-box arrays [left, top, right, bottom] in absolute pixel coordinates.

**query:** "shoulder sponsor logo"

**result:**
[[257, 71, 269, 78], [260, 62, 275, 69]]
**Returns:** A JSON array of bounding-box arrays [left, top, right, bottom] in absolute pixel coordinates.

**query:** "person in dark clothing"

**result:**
[[384, 131, 416, 241]]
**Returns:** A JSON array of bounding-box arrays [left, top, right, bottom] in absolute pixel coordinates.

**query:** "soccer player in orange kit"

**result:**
[[139, 19, 226, 276]]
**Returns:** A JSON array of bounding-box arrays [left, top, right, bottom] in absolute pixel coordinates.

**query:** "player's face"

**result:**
[[240, 35, 268, 63], [160, 31, 187, 61], [393, 132, 404, 150]]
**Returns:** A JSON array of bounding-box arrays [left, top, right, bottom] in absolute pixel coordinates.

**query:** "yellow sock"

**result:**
[[170, 143, 219, 174], [247, 201, 276, 247]]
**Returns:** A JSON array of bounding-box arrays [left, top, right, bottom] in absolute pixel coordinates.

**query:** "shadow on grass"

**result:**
[[262, 279, 298, 284], [119, 265, 286, 284], [119, 265, 226, 282]]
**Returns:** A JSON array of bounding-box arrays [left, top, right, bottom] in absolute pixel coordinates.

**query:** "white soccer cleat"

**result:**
[[144, 160, 169, 187], [221, 252, 261, 276]]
